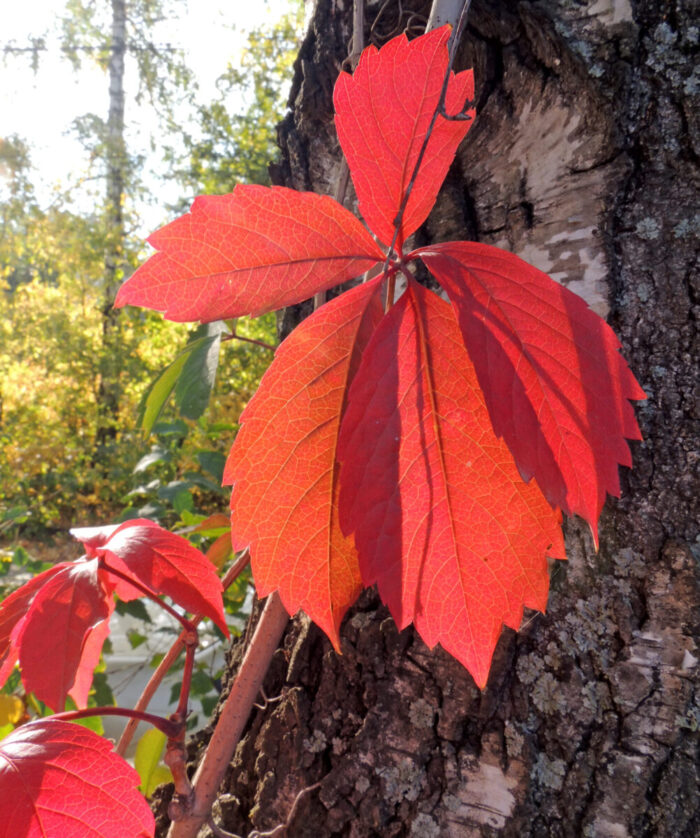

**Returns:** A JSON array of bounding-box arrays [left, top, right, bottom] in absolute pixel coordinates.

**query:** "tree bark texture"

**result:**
[[167, 2, 698, 835]]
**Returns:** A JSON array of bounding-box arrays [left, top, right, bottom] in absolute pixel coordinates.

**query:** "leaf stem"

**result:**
[[115, 549, 251, 757], [52, 706, 182, 739], [222, 331, 276, 352], [100, 558, 196, 632]]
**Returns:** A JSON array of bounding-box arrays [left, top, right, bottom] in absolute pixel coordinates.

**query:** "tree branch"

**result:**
[[167, 593, 290, 838]]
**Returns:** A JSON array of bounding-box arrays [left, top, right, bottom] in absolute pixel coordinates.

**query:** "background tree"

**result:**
[[159, 1, 698, 836], [60, 0, 197, 451], [0, 3, 299, 533], [176, 4, 304, 196]]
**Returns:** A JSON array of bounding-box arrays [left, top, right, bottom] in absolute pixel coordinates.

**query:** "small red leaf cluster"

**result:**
[[116, 26, 644, 687], [0, 519, 228, 712]]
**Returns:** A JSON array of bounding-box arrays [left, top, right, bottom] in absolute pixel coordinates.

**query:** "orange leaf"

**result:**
[[195, 513, 232, 532], [337, 281, 565, 687], [115, 185, 384, 322], [225, 278, 385, 644], [419, 241, 646, 539], [334, 25, 474, 250], [205, 532, 233, 570]]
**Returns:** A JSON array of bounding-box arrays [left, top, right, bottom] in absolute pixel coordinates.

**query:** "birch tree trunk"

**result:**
[[96, 0, 127, 450], [163, 1, 698, 835]]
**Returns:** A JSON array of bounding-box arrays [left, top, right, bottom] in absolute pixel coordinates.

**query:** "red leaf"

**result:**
[[419, 242, 646, 538], [205, 532, 233, 570], [337, 281, 565, 687], [225, 278, 385, 644], [65, 612, 114, 710], [334, 25, 474, 251], [194, 513, 232, 533], [15, 560, 111, 711], [0, 564, 68, 687], [71, 523, 120, 555], [99, 519, 229, 636], [114, 185, 384, 322], [0, 719, 154, 837]]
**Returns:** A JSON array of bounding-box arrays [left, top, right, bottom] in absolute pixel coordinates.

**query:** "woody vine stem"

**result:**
[[167, 2, 473, 836]]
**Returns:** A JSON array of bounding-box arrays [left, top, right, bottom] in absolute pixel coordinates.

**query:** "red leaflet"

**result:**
[[66, 614, 113, 709], [70, 522, 120, 551], [0, 563, 67, 686], [0, 720, 154, 838], [337, 281, 565, 686], [225, 278, 385, 644], [114, 185, 384, 322], [15, 560, 112, 711], [419, 242, 646, 538], [334, 25, 474, 250], [73, 518, 230, 636]]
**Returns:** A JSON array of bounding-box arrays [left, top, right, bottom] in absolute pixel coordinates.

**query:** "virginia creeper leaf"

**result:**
[[205, 532, 233, 570], [337, 281, 565, 687], [0, 719, 154, 837], [98, 519, 229, 636], [0, 563, 68, 687], [419, 242, 646, 538], [225, 278, 385, 644], [65, 611, 113, 710], [71, 523, 121, 552], [334, 25, 474, 250], [114, 185, 384, 322], [194, 512, 232, 535], [15, 560, 111, 711]]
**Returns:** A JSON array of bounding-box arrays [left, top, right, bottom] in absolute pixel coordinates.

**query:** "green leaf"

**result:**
[[153, 419, 189, 438], [201, 694, 218, 717], [127, 629, 147, 649], [157, 480, 195, 503], [64, 697, 104, 735], [182, 472, 224, 493], [175, 322, 227, 420], [115, 599, 153, 622], [90, 671, 115, 707], [134, 728, 174, 796], [137, 346, 197, 436], [0, 723, 15, 741], [196, 450, 227, 483], [190, 669, 214, 696], [133, 446, 172, 473], [172, 488, 195, 515], [149, 653, 165, 668]]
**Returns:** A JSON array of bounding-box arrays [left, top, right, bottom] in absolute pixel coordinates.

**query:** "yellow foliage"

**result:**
[[0, 694, 23, 727]]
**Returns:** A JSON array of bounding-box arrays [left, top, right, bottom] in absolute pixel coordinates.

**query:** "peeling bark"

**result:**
[[159, 2, 699, 835]]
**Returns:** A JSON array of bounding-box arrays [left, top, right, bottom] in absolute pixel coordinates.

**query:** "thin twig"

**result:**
[[222, 331, 276, 352], [207, 782, 322, 838], [115, 550, 251, 757]]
